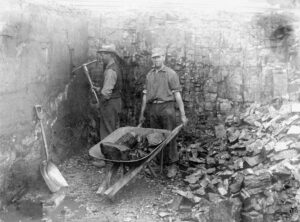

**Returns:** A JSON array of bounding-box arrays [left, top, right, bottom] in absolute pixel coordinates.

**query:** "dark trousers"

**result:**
[[99, 97, 122, 140], [148, 101, 178, 164]]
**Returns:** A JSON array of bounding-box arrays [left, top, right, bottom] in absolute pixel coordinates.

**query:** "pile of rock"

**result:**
[[174, 101, 300, 222]]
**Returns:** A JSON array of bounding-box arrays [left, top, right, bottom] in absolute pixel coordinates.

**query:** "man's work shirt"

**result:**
[[100, 61, 122, 100], [143, 65, 181, 103]]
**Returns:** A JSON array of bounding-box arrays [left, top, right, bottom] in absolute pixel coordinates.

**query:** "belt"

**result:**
[[150, 100, 175, 104], [152, 100, 165, 104]]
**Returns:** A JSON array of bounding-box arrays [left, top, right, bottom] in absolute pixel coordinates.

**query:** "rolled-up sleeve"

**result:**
[[101, 69, 117, 99], [168, 70, 181, 93]]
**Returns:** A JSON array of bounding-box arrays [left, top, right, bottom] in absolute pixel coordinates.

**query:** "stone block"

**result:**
[[208, 199, 242, 222]]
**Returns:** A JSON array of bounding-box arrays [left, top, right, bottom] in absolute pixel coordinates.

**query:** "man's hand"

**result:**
[[92, 86, 101, 92], [181, 115, 188, 126]]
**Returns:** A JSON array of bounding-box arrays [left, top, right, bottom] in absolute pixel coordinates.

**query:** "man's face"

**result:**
[[98, 52, 110, 63], [152, 55, 165, 68]]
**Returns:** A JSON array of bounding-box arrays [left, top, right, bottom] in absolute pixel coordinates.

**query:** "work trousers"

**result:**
[[148, 101, 178, 164], [99, 97, 122, 140]]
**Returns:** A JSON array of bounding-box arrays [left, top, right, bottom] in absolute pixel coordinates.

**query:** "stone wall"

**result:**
[[87, 4, 300, 130], [0, 0, 89, 206]]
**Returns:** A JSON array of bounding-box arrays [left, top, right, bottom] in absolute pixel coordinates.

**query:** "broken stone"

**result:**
[[291, 103, 300, 112], [264, 141, 275, 153], [291, 142, 300, 149], [227, 127, 240, 143], [215, 124, 226, 139], [246, 139, 264, 154], [169, 196, 184, 211], [243, 116, 257, 126], [233, 158, 244, 170], [206, 168, 216, 174], [287, 125, 300, 135], [184, 173, 202, 184], [208, 199, 241, 222], [217, 170, 234, 178], [194, 187, 206, 196], [207, 193, 223, 203], [238, 129, 251, 141], [217, 183, 228, 196], [158, 211, 172, 217], [274, 141, 292, 152], [271, 149, 299, 161], [229, 173, 244, 194], [263, 115, 281, 129], [189, 157, 206, 164], [225, 115, 234, 126], [244, 172, 271, 195], [241, 211, 264, 222], [206, 157, 216, 165], [285, 115, 300, 125], [173, 190, 201, 204], [178, 204, 193, 212], [243, 155, 264, 167], [228, 142, 246, 151]]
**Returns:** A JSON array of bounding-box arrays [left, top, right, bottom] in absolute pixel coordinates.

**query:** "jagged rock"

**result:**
[[241, 211, 264, 222], [287, 125, 300, 135], [208, 199, 241, 222], [244, 172, 272, 195], [173, 190, 201, 204], [227, 127, 240, 143], [229, 173, 244, 194], [243, 155, 264, 167], [215, 124, 226, 139]]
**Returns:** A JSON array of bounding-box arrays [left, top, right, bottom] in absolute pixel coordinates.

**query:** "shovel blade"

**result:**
[[40, 161, 61, 193], [47, 162, 69, 187]]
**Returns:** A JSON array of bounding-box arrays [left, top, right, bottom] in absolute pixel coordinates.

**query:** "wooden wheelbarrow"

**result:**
[[89, 124, 183, 200]]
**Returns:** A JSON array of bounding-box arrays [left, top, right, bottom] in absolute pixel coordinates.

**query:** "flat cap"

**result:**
[[151, 47, 165, 58]]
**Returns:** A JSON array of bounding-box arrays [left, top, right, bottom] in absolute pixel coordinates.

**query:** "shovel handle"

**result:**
[[34, 105, 43, 120], [34, 105, 49, 161]]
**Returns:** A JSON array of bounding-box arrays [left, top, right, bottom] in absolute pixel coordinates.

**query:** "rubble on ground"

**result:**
[[174, 101, 300, 222]]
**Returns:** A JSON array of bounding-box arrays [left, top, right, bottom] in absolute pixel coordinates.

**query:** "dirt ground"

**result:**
[[0, 150, 186, 222]]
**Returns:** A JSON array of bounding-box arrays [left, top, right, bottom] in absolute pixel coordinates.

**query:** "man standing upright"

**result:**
[[139, 47, 188, 178], [86, 44, 123, 140], [96, 44, 123, 140]]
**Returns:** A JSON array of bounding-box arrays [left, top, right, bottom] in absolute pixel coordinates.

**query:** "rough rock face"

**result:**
[[0, 0, 89, 207], [87, 4, 300, 130]]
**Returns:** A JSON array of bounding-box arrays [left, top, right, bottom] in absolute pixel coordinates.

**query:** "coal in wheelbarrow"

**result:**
[[89, 124, 183, 200], [100, 131, 167, 161]]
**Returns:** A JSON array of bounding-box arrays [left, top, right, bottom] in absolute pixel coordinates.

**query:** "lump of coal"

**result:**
[[100, 142, 130, 160], [116, 132, 138, 148], [146, 132, 166, 146]]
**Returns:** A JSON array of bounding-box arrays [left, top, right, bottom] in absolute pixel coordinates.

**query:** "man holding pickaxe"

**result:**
[[82, 44, 123, 142]]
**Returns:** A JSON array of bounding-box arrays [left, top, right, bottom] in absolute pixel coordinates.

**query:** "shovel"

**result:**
[[35, 105, 69, 192]]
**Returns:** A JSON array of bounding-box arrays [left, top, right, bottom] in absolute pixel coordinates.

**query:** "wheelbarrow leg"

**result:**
[[160, 150, 164, 174], [104, 164, 144, 200], [96, 163, 119, 195], [146, 164, 157, 178]]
